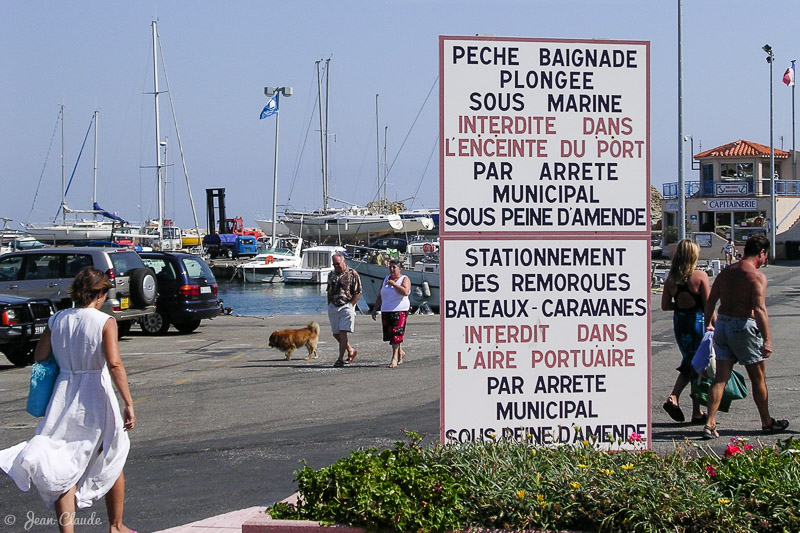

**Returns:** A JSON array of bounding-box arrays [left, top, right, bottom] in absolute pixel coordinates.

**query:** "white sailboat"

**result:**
[[280, 60, 404, 243], [143, 20, 202, 250], [25, 108, 129, 243]]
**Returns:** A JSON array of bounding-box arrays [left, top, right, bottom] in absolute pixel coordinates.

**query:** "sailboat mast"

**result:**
[[92, 110, 98, 218], [383, 126, 388, 208], [61, 104, 65, 225], [324, 58, 330, 211], [316, 61, 327, 211], [375, 94, 380, 205], [152, 20, 164, 244], [158, 34, 202, 237]]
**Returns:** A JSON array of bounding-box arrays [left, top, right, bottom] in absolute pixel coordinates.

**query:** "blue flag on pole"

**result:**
[[260, 96, 278, 119]]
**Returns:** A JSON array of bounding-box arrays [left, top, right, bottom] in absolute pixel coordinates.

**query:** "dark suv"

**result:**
[[0, 247, 157, 336], [138, 252, 220, 335], [0, 295, 55, 366]]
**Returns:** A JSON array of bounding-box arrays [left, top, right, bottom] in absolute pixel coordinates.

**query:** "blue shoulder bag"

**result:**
[[26, 356, 59, 417]]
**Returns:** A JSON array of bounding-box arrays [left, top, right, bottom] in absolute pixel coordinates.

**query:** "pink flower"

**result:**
[[706, 465, 716, 477], [628, 432, 642, 442], [744, 444, 754, 451], [724, 444, 743, 457]]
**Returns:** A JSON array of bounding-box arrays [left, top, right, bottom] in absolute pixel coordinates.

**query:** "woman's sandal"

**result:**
[[344, 350, 358, 364], [762, 418, 790, 434], [662, 400, 685, 422], [702, 424, 719, 440]]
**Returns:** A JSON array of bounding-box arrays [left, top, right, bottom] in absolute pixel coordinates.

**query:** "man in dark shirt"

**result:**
[[327, 253, 361, 367]]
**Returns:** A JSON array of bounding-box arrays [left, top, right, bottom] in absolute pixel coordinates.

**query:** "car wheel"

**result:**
[[130, 267, 158, 307], [2, 344, 34, 367], [140, 309, 170, 335], [174, 320, 201, 334], [117, 320, 132, 338]]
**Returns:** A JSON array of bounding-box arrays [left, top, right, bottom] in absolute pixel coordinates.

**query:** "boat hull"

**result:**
[[241, 267, 285, 283], [282, 267, 333, 284], [346, 259, 440, 313], [237, 247, 303, 283], [283, 212, 403, 240], [25, 222, 120, 243]]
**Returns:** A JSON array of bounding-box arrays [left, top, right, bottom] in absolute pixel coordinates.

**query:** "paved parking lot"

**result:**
[[2, 262, 800, 531]]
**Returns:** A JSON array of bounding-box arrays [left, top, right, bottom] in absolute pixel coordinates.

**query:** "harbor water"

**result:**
[[216, 282, 328, 316]]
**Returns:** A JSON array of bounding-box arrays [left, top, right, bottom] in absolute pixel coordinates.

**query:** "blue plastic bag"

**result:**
[[692, 331, 714, 374], [26, 357, 59, 417]]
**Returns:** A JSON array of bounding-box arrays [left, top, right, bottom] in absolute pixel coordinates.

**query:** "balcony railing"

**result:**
[[662, 179, 800, 199]]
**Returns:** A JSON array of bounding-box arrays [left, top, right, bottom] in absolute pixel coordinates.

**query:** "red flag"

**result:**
[[783, 64, 795, 87]]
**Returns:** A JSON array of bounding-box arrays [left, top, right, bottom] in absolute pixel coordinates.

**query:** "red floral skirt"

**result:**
[[381, 311, 408, 344]]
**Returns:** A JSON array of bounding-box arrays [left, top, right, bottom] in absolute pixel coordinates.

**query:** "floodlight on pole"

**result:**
[[764, 45, 776, 262], [263, 86, 292, 247]]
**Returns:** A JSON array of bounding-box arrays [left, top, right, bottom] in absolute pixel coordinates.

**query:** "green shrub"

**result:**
[[268, 433, 800, 532]]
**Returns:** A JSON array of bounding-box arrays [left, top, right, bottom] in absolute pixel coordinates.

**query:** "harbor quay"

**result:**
[[1, 263, 799, 531]]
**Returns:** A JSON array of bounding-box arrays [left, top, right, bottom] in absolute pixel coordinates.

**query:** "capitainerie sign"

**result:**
[[439, 36, 651, 451]]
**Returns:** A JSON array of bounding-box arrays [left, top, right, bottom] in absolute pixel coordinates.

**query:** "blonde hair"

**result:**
[[667, 239, 699, 284]]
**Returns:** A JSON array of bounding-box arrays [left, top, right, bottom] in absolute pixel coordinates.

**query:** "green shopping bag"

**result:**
[[691, 369, 748, 413]]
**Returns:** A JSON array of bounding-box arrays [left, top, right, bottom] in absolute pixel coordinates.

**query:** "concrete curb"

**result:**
[[242, 493, 365, 533], [153, 506, 267, 532]]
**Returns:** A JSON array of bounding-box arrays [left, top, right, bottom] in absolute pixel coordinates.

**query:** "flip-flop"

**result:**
[[663, 400, 685, 422], [344, 350, 358, 364], [762, 418, 790, 434], [702, 424, 719, 440], [333, 359, 345, 367]]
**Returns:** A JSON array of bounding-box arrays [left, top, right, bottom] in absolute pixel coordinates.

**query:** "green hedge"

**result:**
[[269, 432, 800, 532]]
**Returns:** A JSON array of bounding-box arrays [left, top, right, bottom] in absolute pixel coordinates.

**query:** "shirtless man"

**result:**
[[702, 234, 789, 439]]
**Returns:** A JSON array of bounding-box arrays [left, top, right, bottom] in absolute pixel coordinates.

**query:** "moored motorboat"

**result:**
[[282, 245, 345, 284], [238, 237, 302, 283]]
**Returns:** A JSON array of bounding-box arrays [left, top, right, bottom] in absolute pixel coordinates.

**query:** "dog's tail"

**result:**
[[307, 321, 320, 335]]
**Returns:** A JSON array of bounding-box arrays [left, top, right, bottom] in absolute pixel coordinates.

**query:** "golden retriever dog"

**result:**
[[268, 322, 320, 360]]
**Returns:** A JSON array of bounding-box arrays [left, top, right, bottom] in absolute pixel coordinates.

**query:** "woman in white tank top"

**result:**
[[371, 260, 412, 367]]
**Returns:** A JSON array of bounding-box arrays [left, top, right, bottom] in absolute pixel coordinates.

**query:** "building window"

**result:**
[[760, 162, 781, 180], [720, 162, 753, 180], [702, 163, 714, 181], [713, 211, 767, 241]]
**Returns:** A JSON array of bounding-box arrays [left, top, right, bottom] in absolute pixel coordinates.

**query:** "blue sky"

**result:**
[[2, 1, 798, 231]]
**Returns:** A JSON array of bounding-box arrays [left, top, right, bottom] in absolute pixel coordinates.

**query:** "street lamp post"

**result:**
[[764, 45, 776, 262], [264, 86, 293, 248], [677, 0, 686, 242]]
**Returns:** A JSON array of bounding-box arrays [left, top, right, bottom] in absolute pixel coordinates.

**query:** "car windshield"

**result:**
[[181, 257, 215, 283], [109, 251, 144, 276]]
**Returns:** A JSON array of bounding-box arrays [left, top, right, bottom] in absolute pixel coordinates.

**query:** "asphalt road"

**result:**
[[1, 262, 799, 531]]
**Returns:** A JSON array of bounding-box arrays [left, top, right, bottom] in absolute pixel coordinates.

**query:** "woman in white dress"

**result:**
[[0, 267, 136, 533], [371, 260, 411, 368]]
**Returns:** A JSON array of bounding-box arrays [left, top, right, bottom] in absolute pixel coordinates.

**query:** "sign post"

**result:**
[[440, 36, 651, 449]]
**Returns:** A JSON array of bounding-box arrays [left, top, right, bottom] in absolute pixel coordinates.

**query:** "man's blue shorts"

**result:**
[[714, 314, 764, 366]]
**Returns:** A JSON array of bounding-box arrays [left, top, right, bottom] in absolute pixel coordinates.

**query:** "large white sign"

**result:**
[[440, 37, 650, 234], [441, 237, 650, 449]]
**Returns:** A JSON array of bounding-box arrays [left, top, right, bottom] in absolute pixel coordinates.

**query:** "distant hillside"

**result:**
[[650, 185, 663, 222]]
